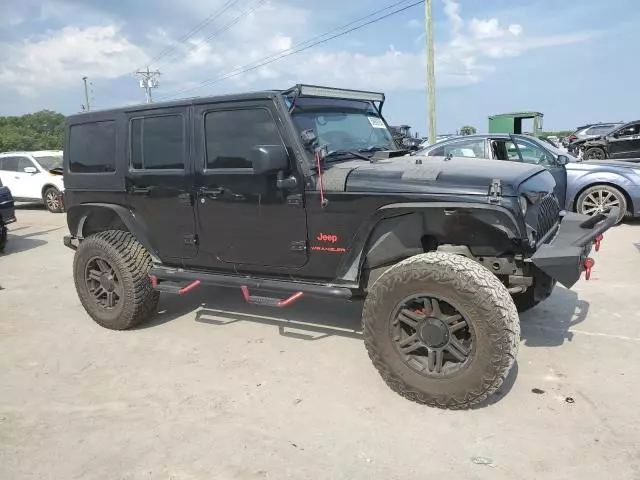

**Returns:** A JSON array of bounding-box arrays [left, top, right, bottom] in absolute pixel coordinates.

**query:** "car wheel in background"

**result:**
[[576, 184, 627, 224], [43, 186, 64, 213], [583, 147, 606, 160]]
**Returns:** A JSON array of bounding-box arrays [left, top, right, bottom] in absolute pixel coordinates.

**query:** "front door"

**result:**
[[125, 106, 197, 263], [608, 123, 640, 159], [192, 102, 308, 271]]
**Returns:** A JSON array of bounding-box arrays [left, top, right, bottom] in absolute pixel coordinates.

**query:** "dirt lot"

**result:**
[[1, 207, 640, 480]]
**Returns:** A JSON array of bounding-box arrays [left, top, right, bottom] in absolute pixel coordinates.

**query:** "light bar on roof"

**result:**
[[298, 85, 384, 103]]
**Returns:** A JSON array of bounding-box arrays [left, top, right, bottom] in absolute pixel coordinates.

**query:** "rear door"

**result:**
[[607, 123, 640, 159], [125, 106, 198, 262]]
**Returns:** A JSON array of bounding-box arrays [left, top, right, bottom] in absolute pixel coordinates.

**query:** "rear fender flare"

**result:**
[[66, 203, 160, 263], [335, 202, 522, 287]]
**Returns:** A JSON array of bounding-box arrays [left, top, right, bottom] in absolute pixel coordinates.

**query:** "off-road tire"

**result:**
[[0, 225, 7, 252], [576, 184, 627, 224], [43, 186, 64, 213], [73, 230, 159, 330], [362, 252, 519, 409], [583, 147, 606, 160]]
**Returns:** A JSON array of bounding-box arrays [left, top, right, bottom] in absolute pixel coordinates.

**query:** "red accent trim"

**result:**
[[278, 291, 304, 307], [584, 257, 595, 280], [149, 275, 158, 288], [241, 285, 250, 301], [315, 150, 325, 207], [595, 233, 603, 252], [179, 280, 201, 294]]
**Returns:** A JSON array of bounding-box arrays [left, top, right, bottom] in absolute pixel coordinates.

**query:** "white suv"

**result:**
[[0, 150, 65, 213]]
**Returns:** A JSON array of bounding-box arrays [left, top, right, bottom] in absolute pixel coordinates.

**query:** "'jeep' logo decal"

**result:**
[[317, 233, 338, 243]]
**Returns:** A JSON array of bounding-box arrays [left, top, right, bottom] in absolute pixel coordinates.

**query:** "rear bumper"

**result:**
[[0, 200, 16, 225], [531, 207, 618, 288]]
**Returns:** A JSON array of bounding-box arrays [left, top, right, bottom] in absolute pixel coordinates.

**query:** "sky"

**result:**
[[1, 0, 638, 135]]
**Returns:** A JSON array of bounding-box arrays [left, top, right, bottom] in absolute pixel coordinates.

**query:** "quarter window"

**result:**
[[205, 109, 283, 170], [69, 121, 116, 173], [130, 115, 185, 170]]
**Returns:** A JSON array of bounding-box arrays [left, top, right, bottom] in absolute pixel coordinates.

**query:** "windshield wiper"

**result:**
[[358, 145, 390, 153], [324, 150, 371, 162]]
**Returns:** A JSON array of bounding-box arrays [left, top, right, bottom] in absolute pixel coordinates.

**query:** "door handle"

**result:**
[[199, 187, 224, 198], [132, 187, 151, 195]]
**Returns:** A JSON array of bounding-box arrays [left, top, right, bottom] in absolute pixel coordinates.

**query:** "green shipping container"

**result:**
[[488, 112, 544, 135]]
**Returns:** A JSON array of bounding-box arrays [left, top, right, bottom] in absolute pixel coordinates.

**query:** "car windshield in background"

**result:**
[[532, 137, 579, 161], [34, 155, 63, 170], [290, 97, 394, 155]]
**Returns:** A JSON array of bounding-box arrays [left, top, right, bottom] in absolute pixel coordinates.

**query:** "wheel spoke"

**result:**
[[88, 269, 102, 282], [91, 286, 106, 300], [583, 197, 598, 207], [398, 333, 423, 354], [445, 338, 469, 362], [449, 319, 468, 333], [424, 298, 441, 317], [444, 313, 462, 325], [398, 309, 421, 328], [434, 349, 443, 373], [582, 206, 598, 214], [106, 291, 116, 308], [604, 199, 620, 208], [96, 259, 110, 272]]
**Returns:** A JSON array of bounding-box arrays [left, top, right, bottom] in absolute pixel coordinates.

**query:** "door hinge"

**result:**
[[183, 234, 198, 246], [289, 240, 307, 252], [178, 193, 193, 205], [287, 194, 303, 207], [488, 179, 502, 204]]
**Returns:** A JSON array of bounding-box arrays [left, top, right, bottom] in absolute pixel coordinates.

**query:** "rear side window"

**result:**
[[205, 108, 282, 170], [0, 157, 20, 172], [69, 121, 116, 173], [130, 115, 185, 170]]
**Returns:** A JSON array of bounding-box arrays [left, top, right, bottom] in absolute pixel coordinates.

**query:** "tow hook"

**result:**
[[584, 257, 595, 280], [595, 234, 603, 252]]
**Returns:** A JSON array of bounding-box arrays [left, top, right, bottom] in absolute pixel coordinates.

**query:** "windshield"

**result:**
[[290, 97, 395, 154], [33, 154, 63, 170]]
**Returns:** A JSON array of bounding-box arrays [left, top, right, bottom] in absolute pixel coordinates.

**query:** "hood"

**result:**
[[322, 155, 545, 196]]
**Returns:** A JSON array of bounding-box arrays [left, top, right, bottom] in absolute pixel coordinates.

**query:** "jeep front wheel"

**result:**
[[362, 252, 519, 409], [73, 230, 159, 330]]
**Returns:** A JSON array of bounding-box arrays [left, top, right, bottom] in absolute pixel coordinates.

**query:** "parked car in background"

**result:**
[[0, 150, 65, 213], [568, 120, 640, 160], [0, 178, 16, 252], [564, 122, 623, 147], [417, 133, 640, 224]]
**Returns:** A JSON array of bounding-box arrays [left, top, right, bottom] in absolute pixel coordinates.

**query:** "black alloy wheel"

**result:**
[[391, 294, 473, 376], [85, 256, 123, 310]]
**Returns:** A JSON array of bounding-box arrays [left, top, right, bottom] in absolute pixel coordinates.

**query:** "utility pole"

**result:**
[[82, 76, 90, 111], [425, 0, 436, 144], [136, 66, 161, 103]]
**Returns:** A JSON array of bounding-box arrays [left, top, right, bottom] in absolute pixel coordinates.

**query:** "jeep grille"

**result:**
[[535, 194, 561, 242]]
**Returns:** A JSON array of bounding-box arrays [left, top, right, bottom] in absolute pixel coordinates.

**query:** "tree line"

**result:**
[[0, 110, 65, 152]]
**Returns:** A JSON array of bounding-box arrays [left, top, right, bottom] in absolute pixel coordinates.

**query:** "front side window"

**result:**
[[290, 97, 394, 153], [130, 115, 185, 170], [205, 108, 283, 170], [69, 121, 116, 173], [442, 139, 485, 158], [33, 154, 62, 171], [616, 124, 640, 137], [513, 139, 554, 165]]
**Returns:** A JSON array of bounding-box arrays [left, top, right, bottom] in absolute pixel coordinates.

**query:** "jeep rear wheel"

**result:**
[[362, 252, 519, 409], [73, 230, 159, 330]]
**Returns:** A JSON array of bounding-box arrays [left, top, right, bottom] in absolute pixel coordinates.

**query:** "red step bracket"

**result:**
[[241, 286, 304, 308], [584, 257, 595, 280]]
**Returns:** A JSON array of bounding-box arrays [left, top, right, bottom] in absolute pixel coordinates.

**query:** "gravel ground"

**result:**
[[1, 207, 639, 480]]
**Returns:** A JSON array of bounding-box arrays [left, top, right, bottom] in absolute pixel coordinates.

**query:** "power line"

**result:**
[[155, 0, 267, 71], [135, 0, 241, 71], [158, 0, 423, 101]]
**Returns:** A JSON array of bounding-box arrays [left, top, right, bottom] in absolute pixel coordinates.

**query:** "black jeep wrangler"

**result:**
[[62, 84, 617, 408], [0, 178, 16, 252]]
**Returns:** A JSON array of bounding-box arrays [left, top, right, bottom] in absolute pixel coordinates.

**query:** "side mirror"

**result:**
[[24, 166, 38, 174], [251, 145, 288, 175], [556, 155, 569, 166]]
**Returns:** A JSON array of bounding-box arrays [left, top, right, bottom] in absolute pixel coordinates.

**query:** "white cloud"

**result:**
[[0, 0, 597, 105], [0, 25, 146, 96]]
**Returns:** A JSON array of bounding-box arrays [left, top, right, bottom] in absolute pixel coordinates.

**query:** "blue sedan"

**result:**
[[417, 133, 640, 224]]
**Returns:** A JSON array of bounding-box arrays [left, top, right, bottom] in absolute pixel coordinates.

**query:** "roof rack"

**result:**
[[282, 84, 386, 113]]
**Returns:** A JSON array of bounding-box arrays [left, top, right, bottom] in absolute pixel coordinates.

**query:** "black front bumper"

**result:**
[[531, 207, 618, 288]]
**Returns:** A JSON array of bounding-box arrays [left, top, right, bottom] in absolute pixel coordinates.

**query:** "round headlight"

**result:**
[[519, 196, 528, 215]]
